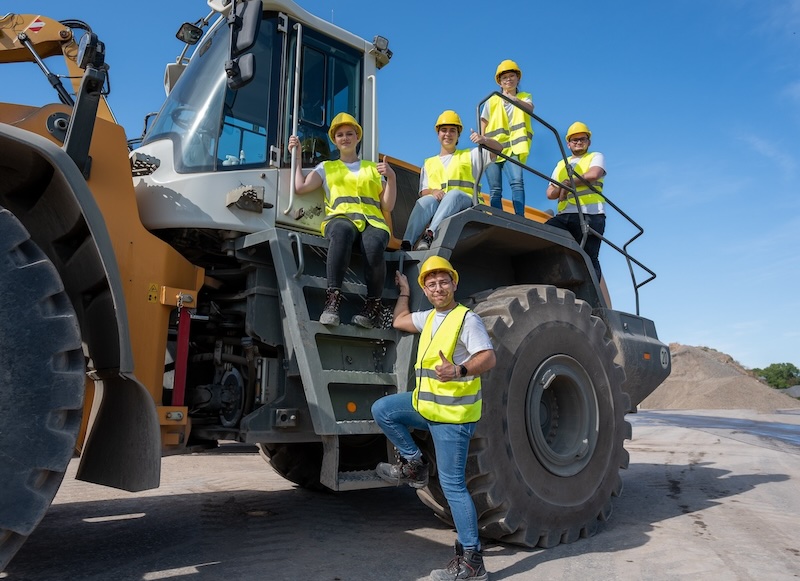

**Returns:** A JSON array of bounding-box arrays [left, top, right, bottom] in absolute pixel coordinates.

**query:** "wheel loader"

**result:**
[[0, 0, 671, 571]]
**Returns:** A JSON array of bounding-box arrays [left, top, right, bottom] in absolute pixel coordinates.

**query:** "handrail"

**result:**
[[474, 91, 657, 315], [289, 232, 305, 277], [368, 74, 377, 160], [283, 23, 303, 216]]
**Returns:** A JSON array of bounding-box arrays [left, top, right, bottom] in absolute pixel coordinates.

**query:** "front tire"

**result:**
[[0, 207, 85, 571], [418, 285, 630, 548]]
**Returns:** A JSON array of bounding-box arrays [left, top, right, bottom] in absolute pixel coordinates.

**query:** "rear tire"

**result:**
[[0, 207, 85, 571], [417, 285, 630, 548], [258, 435, 387, 491]]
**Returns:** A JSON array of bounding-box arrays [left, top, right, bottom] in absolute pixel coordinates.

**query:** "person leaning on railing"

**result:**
[[545, 121, 606, 282]]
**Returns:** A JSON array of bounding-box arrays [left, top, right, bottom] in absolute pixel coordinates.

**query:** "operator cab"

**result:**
[[133, 3, 386, 244], [141, 11, 362, 173]]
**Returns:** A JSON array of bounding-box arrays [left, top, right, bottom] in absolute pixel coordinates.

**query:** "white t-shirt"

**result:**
[[411, 306, 494, 366], [418, 148, 493, 192]]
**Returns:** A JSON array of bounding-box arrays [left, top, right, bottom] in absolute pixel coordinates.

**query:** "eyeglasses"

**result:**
[[424, 280, 452, 291], [569, 137, 589, 144]]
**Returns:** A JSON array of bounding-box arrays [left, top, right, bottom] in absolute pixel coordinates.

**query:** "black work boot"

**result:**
[[430, 542, 488, 581], [375, 456, 429, 489], [320, 288, 342, 326], [352, 296, 383, 329]]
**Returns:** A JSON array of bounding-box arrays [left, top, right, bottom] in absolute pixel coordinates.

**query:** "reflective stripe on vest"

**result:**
[[483, 92, 533, 163], [412, 304, 482, 423], [424, 149, 475, 197], [555, 152, 605, 214], [321, 160, 390, 235]]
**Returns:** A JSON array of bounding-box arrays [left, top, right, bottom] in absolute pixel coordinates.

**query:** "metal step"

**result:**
[[320, 434, 393, 491]]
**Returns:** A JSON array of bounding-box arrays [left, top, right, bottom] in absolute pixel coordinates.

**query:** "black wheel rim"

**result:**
[[526, 354, 599, 477]]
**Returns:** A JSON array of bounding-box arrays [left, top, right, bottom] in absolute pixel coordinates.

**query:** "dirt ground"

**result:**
[[4, 344, 800, 581], [4, 408, 800, 581]]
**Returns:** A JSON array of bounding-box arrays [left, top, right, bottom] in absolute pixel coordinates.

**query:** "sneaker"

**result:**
[[415, 229, 434, 250], [320, 288, 342, 326], [375, 457, 429, 488], [400, 240, 412, 251], [352, 297, 383, 329], [430, 545, 488, 581]]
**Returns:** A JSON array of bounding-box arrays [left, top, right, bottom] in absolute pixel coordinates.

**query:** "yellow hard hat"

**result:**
[[328, 112, 363, 142], [434, 110, 463, 133], [495, 59, 522, 84], [418, 256, 459, 288], [565, 121, 592, 141]]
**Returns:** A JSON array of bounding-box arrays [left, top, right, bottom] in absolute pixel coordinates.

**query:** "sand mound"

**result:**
[[638, 343, 800, 412]]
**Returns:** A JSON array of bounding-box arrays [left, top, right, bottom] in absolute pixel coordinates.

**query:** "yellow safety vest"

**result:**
[[412, 304, 482, 423], [555, 152, 605, 214], [483, 91, 533, 163], [321, 160, 390, 235], [423, 149, 475, 197]]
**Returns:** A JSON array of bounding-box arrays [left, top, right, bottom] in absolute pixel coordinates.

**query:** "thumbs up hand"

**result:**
[[377, 155, 396, 179], [435, 350, 458, 381]]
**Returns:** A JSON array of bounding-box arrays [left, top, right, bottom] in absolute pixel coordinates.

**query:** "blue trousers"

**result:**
[[402, 190, 473, 245], [486, 155, 525, 216], [372, 391, 480, 551]]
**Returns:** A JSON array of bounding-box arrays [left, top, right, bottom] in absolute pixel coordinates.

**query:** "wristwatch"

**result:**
[[459, 364, 468, 377]]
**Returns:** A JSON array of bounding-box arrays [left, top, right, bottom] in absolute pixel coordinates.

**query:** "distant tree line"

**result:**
[[753, 363, 800, 389]]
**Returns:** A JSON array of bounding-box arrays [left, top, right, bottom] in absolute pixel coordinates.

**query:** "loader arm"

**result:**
[[0, 13, 115, 122]]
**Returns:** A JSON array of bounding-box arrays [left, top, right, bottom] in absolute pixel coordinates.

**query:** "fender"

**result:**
[[0, 122, 161, 491]]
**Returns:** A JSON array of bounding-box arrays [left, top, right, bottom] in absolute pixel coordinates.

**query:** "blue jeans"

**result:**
[[371, 391, 480, 551], [402, 190, 473, 245], [486, 155, 525, 216]]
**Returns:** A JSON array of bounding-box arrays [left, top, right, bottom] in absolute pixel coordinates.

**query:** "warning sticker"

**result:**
[[28, 18, 45, 33], [147, 283, 159, 303]]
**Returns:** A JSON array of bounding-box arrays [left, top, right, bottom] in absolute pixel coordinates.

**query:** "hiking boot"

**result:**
[[430, 544, 488, 581], [415, 229, 434, 250], [320, 288, 342, 326], [375, 457, 429, 489], [400, 240, 412, 251], [352, 297, 383, 329]]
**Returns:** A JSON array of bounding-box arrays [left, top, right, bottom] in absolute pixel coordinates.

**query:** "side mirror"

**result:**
[[225, 0, 262, 90], [176, 22, 203, 45]]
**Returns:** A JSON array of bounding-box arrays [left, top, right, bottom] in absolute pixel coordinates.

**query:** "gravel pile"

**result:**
[[638, 343, 800, 412]]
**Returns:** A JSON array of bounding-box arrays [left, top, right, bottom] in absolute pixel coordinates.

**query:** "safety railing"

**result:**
[[474, 91, 656, 315]]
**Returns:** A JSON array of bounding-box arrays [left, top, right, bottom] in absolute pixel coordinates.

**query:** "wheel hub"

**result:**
[[526, 354, 599, 477]]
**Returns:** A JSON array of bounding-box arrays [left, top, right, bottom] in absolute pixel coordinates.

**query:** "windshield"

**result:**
[[143, 14, 280, 172]]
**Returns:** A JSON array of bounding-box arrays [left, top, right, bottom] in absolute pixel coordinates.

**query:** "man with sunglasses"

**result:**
[[371, 256, 496, 580], [545, 121, 606, 282]]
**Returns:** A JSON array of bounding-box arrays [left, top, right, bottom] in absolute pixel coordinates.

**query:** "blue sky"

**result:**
[[2, 0, 798, 370]]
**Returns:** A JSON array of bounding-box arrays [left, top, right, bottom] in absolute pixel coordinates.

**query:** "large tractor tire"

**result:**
[[258, 442, 325, 491], [258, 435, 387, 491], [417, 285, 630, 548], [0, 208, 85, 571]]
